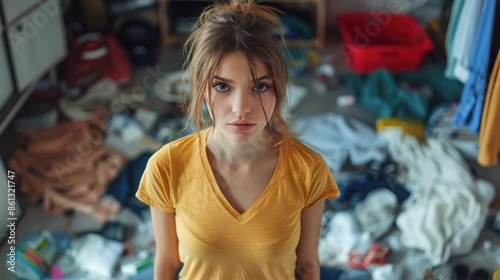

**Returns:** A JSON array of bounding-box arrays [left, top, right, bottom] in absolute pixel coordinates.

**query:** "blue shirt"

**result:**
[[452, 0, 498, 133]]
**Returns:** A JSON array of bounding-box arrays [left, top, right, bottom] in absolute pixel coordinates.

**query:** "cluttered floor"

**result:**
[[2, 15, 500, 280]]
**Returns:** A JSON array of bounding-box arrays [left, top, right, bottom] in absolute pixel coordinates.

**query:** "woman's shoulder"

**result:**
[[283, 138, 323, 164], [166, 130, 204, 150], [151, 129, 205, 161]]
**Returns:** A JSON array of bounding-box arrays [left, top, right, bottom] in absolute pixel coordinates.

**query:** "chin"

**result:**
[[225, 133, 257, 144], [220, 126, 264, 144]]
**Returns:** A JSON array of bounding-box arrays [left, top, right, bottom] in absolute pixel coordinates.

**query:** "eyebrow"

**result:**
[[213, 75, 271, 83]]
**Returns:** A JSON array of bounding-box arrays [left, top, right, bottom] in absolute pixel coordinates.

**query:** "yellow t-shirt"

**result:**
[[136, 129, 339, 279]]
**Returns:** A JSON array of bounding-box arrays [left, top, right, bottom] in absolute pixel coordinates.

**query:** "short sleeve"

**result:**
[[135, 145, 175, 212], [302, 154, 340, 211]]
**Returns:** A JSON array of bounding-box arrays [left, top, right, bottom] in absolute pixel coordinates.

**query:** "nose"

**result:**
[[232, 90, 251, 116]]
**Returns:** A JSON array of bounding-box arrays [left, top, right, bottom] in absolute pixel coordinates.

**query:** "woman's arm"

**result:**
[[150, 206, 182, 280], [295, 199, 325, 280]]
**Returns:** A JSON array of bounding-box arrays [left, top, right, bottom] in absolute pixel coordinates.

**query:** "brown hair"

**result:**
[[181, 0, 293, 144]]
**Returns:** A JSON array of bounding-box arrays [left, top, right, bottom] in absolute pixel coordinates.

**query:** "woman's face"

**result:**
[[207, 51, 276, 144]]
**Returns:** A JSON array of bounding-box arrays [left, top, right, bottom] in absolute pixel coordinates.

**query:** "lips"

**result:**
[[228, 121, 255, 131]]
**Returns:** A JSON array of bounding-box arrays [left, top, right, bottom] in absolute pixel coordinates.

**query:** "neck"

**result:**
[[207, 127, 274, 165]]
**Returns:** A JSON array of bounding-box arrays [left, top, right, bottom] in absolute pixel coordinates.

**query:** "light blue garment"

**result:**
[[452, 0, 497, 133], [293, 113, 387, 172], [444, 0, 465, 79], [447, 0, 485, 82]]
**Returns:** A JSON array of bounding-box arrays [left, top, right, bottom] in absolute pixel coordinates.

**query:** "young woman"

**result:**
[[136, 1, 339, 279]]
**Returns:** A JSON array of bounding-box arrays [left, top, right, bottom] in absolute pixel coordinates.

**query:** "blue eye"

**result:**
[[214, 83, 229, 92], [255, 83, 270, 92]]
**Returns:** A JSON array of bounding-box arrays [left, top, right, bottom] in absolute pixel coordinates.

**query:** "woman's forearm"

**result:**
[[154, 254, 182, 280], [295, 256, 320, 280]]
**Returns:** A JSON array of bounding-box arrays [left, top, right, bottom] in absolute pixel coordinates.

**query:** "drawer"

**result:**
[[7, 1, 67, 91], [1, 0, 39, 25], [0, 35, 14, 111]]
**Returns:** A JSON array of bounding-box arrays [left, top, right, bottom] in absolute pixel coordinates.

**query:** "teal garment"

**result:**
[[343, 70, 430, 120], [342, 66, 463, 121], [400, 65, 463, 103], [444, 0, 466, 79]]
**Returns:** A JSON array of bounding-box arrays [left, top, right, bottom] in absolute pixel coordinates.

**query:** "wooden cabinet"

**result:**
[[158, 0, 326, 48], [0, 0, 67, 134]]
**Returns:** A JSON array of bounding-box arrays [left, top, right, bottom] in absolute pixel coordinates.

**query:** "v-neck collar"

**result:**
[[200, 128, 283, 223]]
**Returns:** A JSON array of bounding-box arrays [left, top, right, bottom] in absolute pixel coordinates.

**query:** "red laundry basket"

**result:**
[[337, 12, 434, 73]]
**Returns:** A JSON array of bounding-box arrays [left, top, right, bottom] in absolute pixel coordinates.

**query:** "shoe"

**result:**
[[451, 264, 490, 280], [470, 268, 490, 280], [451, 264, 469, 280]]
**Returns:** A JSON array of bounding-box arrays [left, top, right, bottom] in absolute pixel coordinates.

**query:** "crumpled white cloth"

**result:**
[[378, 129, 494, 265], [319, 210, 362, 266], [354, 188, 398, 239], [59, 78, 118, 121], [293, 113, 387, 172], [371, 264, 403, 280]]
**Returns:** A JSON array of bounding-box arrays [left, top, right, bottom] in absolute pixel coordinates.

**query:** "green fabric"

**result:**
[[398, 65, 463, 102], [342, 66, 463, 121]]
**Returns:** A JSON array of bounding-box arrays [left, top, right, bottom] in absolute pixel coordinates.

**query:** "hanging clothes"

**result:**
[[445, 0, 485, 82], [444, 0, 465, 79], [478, 49, 500, 166], [452, 0, 499, 133], [488, 1, 500, 74]]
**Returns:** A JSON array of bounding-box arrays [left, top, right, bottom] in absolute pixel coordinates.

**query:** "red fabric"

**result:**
[[66, 33, 132, 86]]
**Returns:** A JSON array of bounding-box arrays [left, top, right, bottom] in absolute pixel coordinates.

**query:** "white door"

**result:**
[[1, 0, 39, 24], [0, 29, 14, 111], [7, 1, 66, 91]]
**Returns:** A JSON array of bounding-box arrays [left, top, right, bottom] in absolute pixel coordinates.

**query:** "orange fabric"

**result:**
[[478, 49, 500, 166], [8, 118, 127, 215]]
